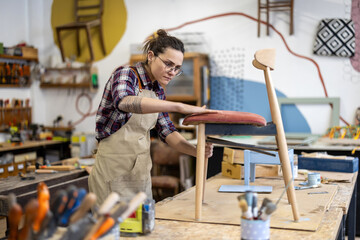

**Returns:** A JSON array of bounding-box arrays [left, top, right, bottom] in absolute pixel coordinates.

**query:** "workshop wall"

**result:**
[[0, 0, 359, 142]]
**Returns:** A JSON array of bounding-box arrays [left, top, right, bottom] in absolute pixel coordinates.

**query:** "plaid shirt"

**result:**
[[95, 62, 176, 142]]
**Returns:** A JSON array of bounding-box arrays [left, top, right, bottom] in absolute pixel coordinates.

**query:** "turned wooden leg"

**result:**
[[195, 123, 206, 221]]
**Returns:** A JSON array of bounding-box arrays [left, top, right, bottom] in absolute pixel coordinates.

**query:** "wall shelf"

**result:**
[[0, 54, 38, 62], [40, 66, 94, 89]]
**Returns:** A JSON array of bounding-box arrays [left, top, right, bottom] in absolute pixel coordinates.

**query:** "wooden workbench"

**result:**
[[122, 171, 357, 240], [0, 169, 88, 216]]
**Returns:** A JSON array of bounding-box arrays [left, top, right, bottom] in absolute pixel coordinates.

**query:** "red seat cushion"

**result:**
[[182, 110, 267, 126]]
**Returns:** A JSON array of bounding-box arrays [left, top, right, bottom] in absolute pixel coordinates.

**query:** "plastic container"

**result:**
[[241, 218, 270, 240]]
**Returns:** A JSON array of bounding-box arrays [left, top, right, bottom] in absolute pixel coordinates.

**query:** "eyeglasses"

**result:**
[[157, 56, 183, 76]]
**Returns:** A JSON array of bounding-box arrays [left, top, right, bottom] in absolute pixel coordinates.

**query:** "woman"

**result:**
[[89, 29, 214, 205]]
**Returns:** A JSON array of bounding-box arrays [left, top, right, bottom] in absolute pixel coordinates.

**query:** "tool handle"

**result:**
[[35, 169, 57, 174], [33, 182, 50, 232], [8, 203, 22, 240], [98, 192, 120, 216], [120, 192, 147, 220], [90, 217, 115, 240], [84, 192, 120, 240], [18, 199, 39, 240], [69, 193, 97, 224]]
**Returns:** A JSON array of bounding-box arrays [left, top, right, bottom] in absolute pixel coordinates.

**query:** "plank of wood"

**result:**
[[27, 165, 75, 171], [155, 174, 338, 231]]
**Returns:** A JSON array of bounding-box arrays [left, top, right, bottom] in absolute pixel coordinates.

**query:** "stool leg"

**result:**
[[266, 0, 270, 36], [250, 163, 256, 182], [195, 123, 206, 221], [202, 157, 208, 203], [56, 28, 66, 62], [76, 29, 80, 57], [99, 23, 106, 55], [290, 0, 294, 35], [85, 26, 95, 61], [257, 0, 261, 37], [244, 150, 250, 186]]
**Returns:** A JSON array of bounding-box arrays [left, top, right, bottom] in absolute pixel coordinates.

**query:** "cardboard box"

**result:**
[[298, 156, 358, 173], [222, 161, 243, 179], [222, 161, 279, 180], [223, 147, 245, 164], [21, 47, 38, 59]]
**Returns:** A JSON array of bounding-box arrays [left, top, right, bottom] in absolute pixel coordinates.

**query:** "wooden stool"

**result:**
[[183, 49, 299, 222]]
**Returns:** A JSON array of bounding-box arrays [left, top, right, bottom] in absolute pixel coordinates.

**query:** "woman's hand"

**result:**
[[205, 142, 214, 159], [177, 103, 218, 115]]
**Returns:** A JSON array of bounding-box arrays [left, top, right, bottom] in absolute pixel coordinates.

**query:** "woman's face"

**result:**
[[148, 48, 183, 88]]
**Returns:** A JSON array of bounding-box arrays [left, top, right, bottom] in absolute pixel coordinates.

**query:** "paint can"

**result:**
[[307, 172, 321, 186], [241, 218, 270, 240]]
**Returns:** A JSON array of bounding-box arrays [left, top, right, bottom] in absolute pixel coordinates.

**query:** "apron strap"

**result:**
[[130, 67, 143, 90]]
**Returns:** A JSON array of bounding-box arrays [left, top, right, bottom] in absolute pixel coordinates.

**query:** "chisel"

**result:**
[[83, 192, 120, 240]]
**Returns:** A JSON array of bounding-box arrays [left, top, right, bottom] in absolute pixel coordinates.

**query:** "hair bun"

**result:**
[[156, 29, 168, 38]]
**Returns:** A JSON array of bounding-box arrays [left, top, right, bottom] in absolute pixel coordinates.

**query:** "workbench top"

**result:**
[[122, 171, 357, 240]]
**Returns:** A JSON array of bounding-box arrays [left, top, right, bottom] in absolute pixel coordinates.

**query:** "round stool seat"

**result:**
[[182, 110, 267, 126]]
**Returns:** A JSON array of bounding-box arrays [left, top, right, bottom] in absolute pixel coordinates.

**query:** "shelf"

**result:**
[[44, 126, 74, 132], [0, 54, 38, 62], [0, 84, 31, 88], [40, 83, 91, 88], [45, 66, 90, 71]]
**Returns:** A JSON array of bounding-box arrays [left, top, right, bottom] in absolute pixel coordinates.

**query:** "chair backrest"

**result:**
[[74, 0, 103, 22]]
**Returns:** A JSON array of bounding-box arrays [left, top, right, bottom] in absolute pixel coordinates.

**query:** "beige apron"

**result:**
[[89, 86, 158, 206]]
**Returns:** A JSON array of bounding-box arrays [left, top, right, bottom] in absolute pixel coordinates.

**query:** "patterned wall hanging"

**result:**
[[350, 0, 360, 72], [313, 18, 355, 57]]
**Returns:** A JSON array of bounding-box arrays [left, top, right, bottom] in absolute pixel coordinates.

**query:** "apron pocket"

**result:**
[[131, 153, 152, 176]]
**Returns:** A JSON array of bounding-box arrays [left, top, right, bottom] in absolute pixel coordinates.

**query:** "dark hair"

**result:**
[[143, 29, 185, 63]]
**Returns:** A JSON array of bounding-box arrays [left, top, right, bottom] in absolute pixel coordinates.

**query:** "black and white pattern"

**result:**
[[313, 19, 355, 57]]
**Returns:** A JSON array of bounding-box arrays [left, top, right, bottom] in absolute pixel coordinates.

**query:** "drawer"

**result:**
[[222, 161, 243, 179], [14, 152, 37, 163]]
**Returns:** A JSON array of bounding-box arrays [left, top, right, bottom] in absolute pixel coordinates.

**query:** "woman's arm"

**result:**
[[119, 96, 215, 115], [165, 131, 213, 158]]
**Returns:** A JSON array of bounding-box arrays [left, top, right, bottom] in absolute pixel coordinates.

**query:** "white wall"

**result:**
[[0, 0, 359, 141]]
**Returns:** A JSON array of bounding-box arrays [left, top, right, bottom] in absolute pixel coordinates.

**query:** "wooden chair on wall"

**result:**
[[56, 0, 106, 62], [183, 49, 299, 222], [257, 0, 294, 37]]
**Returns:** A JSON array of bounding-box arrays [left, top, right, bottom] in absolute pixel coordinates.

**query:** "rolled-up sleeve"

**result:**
[[156, 111, 177, 142], [111, 68, 137, 110]]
